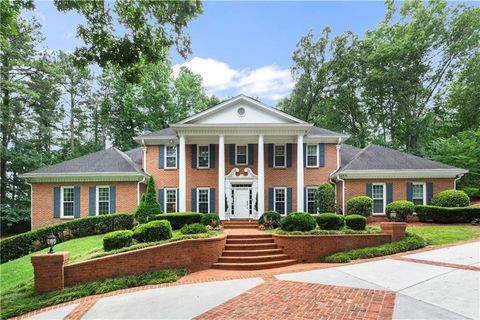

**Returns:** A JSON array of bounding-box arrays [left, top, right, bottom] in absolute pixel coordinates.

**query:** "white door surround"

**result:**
[[232, 187, 251, 218], [225, 168, 258, 220]]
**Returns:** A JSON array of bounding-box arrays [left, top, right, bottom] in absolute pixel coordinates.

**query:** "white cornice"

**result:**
[[336, 169, 467, 179], [170, 123, 312, 136], [20, 172, 147, 183]]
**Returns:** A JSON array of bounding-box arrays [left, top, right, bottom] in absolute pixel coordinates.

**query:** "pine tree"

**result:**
[[135, 177, 162, 223]]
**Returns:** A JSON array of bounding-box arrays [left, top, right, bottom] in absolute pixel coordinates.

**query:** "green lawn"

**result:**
[[407, 225, 480, 245]]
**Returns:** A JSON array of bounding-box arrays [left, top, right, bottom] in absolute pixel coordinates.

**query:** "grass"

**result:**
[[407, 225, 480, 245], [267, 226, 381, 235], [0, 268, 187, 319]]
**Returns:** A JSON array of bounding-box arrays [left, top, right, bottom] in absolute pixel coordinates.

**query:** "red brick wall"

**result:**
[[31, 181, 140, 229], [31, 252, 69, 293]]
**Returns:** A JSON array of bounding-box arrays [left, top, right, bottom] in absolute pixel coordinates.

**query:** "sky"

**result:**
[[27, 1, 400, 105]]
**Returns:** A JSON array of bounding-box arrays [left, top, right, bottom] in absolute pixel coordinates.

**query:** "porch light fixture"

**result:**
[[46, 233, 57, 254], [390, 210, 397, 221]]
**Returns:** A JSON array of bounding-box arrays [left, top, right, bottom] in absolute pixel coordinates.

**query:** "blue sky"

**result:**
[[25, 1, 413, 104]]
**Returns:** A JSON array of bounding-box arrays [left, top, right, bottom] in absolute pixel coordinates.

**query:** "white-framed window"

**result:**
[[372, 183, 386, 214], [306, 144, 319, 167], [306, 187, 317, 214], [235, 145, 248, 165], [165, 145, 177, 169], [197, 145, 210, 168], [96, 186, 110, 215], [274, 144, 286, 168], [412, 182, 426, 206], [274, 187, 287, 215], [61, 186, 75, 218], [197, 188, 210, 213], [165, 188, 177, 213]]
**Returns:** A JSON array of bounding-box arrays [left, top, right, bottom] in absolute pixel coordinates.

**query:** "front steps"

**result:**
[[213, 234, 297, 270], [222, 220, 259, 229]]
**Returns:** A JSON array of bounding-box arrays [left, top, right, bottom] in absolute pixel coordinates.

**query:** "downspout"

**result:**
[[137, 176, 146, 205], [336, 175, 346, 216], [454, 174, 463, 190], [141, 139, 149, 175], [25, 179, 33, 230], [329, 138, 342, 213]]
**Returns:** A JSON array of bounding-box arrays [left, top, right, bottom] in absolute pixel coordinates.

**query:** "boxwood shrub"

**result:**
[[459, 187, 480, 200], [431, 189, 470, 207], [346, 196, 373, 217], [153, 212, 202, 229], [345, 214, 367, 230], [280, 212, 316, 232], [200, 213, 220, 227], [180, 223, 208, 234], [385, 200, 415, 222], [316, 183, 335, 213], [103, 230, 133, 251], [133, 220, 172, 243], [258, 211, 281, 228], [415, 205, 480, 223], [0, 213, 135, 263], [316, 213, 344, 230]]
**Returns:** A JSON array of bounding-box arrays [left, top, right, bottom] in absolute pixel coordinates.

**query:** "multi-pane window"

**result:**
[[198, 145, 209, 168], [97, 186, 110, 215], [165, 189, 177, 213], [372, 184, 385, 214], [197, 188, 209, 213], [165, 146, 177, 168], [307, 187, 317, 214], [62, 187, 74, 217], [236, 145, 247, 165], [274, 145, 286, 167], [274, 188, 286, 215], [412, 183, 425, 205], [307, 144, 318, 167]]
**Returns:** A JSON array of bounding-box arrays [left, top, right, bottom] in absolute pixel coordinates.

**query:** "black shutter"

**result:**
[[427, 183, 433, 204], [159, 188, 164, 212], [209, 144, 216, 169], [303, 143, 307, 168], [286, 144, 292, 168], [268, 188, 274, 210], [191, 144, 197, 168], [319, 143, 325, 167], [268, 144, 274, 167], [210, 188, 215, 213], [386, 183, 393, 204], [191, 188, 197, 212], [158, 145, 165, 169], [407, 183, 413, 201], [366, 183, 372, 197], [248, 144, 254, 165], [89, 186, 96, 216], [229, 144, 235, 165], [287, 188, 293, 213], [53, 187, 60, 218], [74, 186, 81, 218]]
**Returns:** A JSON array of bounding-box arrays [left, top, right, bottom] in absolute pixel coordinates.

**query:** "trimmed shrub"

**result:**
[[345, 214, 367, 230], [346, 196, 373, 217], [416, 205, 480, 223], [0, 213, 135, 263], [316, 213, 344, 230], [431, 189, 470, 207], [200, 213, 220, 227], [385, 200, 415, 222], [135, 177, 162, 223], [180, 223, 208, 234], [153, 212, 203, 229], [132, 220, 172, 243], [103, 230, 133, 251], [280, 212, 316, 232], [258, 211, 281, 228], [460, 187, 480, 200], [316, 183, 335, 213]]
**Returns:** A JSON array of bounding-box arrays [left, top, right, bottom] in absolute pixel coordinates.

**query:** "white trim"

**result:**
[[60, 186, 75, 219], [306, 144, 319, 168], [197, 145, 210, 169], [197, 187, 210, 213], [257, 135, 265, 217], [235, 144, 248, 165], [218, 135, 225, 220], [274, 187, 287, 215], [371, 183, 386, 215], [306, 187, 317, 214], [164, 188, 178, 213], [296, 134, 304, 211], [20, 172, 146, 178], [411, 182, 427, 206], [96, 185, 110, 215], [337, 169, 468, 179], [273, 144, 286, 168], [164, 145, 178, 169], [178, 135, 186, 211]]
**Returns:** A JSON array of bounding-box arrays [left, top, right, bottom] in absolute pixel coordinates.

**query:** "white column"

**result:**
[[178, 135, 186, 212], [297, 134, 304, 212], [257, 135, 265, 217], [218, 135, 225, 220]]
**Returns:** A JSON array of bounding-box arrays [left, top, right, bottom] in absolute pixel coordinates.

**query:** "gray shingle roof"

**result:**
[[124, 147, 143, 166], [340, 144, 458, 172], [24, 147, 143, 175], [307, 126, 348, 137], [134, 128, 176, 139], [340, 144, 362, 167]]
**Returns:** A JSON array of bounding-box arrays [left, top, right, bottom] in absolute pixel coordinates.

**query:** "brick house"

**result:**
[[21, 95, 467, 228]]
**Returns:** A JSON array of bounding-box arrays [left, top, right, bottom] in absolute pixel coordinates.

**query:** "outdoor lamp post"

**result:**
[[390, 210, 397, 221], [46, 233, 57, 254]]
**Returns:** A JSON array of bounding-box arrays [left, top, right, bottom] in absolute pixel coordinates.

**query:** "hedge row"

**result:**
[[415, 205, 480, 223], [153, 212, 203, 229], [0, 213, 135, 263]]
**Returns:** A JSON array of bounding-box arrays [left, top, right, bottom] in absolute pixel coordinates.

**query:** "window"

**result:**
[[61, 186, 74, 218], [306, 187, 317, 214], [165, 146, 177, 168], [165, 189, 177, 213], [412, 183, 426, 205], [96, 186, 110, 215], [274, 145, 286, 167], [197, 145, 209, 168], [306, 144, 318, 167], [372, 183, 385, 214], [236, 145, 248, 165], [274, 187, 286, 215], [197, 188, 210, 213]]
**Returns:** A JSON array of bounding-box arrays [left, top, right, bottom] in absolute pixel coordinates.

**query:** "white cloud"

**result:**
[[173, 57, 293, 102]]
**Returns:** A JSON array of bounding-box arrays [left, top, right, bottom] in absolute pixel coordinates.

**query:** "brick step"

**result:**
[[226, 238, 274, 245], [212, 259, 297, 270], [227, 234, 272, 239], [218, 254, 290, 263], [222, 248, 284, 256], [223, 225, 259, 229], [224, 243, 277, 250]]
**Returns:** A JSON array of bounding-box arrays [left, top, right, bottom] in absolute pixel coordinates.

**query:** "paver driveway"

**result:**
[[21, 241, 479, 320]]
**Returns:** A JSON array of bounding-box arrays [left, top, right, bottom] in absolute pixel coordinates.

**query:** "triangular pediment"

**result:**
[[177, 95, 306, 125]]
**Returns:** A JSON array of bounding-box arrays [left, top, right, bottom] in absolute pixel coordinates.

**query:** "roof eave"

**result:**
[[335, 169, 468, 179]]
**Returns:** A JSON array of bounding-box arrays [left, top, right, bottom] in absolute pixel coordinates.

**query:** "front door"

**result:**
[[233, 188, 250, 218]]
